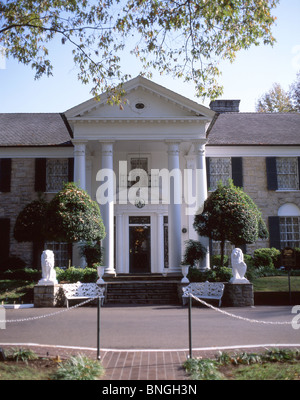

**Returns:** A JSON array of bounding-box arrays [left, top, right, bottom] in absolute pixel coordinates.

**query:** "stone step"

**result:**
[[105, 281, 180, 305]]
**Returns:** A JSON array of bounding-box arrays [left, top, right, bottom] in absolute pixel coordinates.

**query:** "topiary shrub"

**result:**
[[253, 248, 281, 269], [45, 182, 105, 243]]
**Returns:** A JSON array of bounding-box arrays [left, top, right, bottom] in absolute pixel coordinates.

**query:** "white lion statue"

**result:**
[[229, 248, 250, 284], [38, 250, 58, 285]]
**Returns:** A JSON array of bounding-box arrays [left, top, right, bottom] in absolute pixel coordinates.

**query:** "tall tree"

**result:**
[[0, 0, 279, 102], [256, 83, 294, 113], [193, 180, 268, 267], [290, 70, 300, 112]]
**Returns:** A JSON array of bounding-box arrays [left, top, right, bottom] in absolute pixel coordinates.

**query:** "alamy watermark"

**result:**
[[95, 162, 203, 215], [292, 305, 300, 330], [0, 307, 6, 330]]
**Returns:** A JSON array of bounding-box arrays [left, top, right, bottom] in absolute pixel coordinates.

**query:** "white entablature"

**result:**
[[65, 75, 214, 143]]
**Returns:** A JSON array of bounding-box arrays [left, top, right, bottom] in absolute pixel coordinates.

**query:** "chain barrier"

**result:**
[[0, 294, 294, 326], [190, 294, 292, 325], [0, 297, 98, 324]]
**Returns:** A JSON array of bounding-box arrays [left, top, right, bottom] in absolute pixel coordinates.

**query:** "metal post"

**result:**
[[188, 295, 192, 359], [97, 297, 101, 360]]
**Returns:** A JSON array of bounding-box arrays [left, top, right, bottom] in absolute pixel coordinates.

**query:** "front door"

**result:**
[[129, 218, 151, 273]]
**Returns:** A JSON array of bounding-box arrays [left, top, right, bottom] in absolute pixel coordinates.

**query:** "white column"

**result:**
[[194, 140, 210, 270], [99, 141, 115, 275], [72, 141, 87, 267], [157, 213, 165, 273], [167, 141, 182, 273], [116, 214, 124, 273], [73, 142, 87, 190]]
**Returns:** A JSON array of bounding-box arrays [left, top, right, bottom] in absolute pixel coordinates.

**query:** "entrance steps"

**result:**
[[104, 274, 182, 305]]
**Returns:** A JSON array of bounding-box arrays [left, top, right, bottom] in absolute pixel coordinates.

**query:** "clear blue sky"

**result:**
[[1, 0, 300, 113]]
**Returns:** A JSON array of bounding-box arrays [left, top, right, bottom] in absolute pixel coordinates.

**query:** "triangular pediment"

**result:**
[[65, 76, 215, 121]]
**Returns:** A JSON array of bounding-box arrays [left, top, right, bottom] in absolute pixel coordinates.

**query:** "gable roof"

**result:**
[[65, 75, 216, 120], [207, 112, 300, 146], [0, 113, 72, 147]]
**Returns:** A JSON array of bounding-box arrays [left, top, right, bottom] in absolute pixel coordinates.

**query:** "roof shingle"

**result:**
[[0, 113, 72, 146], [207, 112, 300, 146]]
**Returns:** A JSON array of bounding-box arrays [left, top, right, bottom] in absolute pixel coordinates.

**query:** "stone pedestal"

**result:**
[[222, 283, 254, 307], [34, 284, 63, 307]]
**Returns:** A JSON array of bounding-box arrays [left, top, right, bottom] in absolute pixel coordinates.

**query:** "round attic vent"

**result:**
[[135, 102, 145, 110]]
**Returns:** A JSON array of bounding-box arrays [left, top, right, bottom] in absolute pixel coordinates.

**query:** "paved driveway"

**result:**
[[1, 304, 299, 351]]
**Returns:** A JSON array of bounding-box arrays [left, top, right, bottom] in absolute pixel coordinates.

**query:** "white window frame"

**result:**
[[45, 242, 70, 269], [209, 157, 231, 191], [279, 217, 300, 249], [46, 158, 69, 193], [276, 157, 299, 191]]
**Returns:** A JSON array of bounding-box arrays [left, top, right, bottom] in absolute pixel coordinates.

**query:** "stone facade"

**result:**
[[34, 284, 64, 307], [222, 283, 254, 307], [1, 159, 36, 266]]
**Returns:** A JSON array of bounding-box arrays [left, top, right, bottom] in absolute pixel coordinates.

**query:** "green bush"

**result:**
[[55, 267, 97, 283], [253, 248, 281, 269], [187, 266, 232, 282], [79, 241, 102, 267], [211, 255, 229, 268]]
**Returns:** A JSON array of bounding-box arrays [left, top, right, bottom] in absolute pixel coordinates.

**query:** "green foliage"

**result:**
[[184, 348, 300, 380], [9, 348, 38, 363], [51, 354, 105, 380], [253, 247, 280, 269], [187, 266, 232, 283], [0, 0, 278, 101], [211, 255, 229, 268], [55, 267, 97, 283], [45, 182, 105, 243], [182, 240, 206, 266], [194, 180, 268, 265], [183, 358, 223, 380], [79, 241, 103, 267], [256, 83, 295, 113], [13, 199, 48, 242]]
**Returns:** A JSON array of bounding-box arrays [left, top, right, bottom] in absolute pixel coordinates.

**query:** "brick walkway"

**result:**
[[0, 344, 192, 380]]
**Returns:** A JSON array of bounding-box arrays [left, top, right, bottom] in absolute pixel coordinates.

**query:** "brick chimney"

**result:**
[[209, 99, 240, 113]]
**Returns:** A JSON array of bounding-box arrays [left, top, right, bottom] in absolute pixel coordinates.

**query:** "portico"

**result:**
[[66, 76, 215, 275]]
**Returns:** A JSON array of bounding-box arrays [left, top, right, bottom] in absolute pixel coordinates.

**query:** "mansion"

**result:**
[[0, 76, 300, 274]]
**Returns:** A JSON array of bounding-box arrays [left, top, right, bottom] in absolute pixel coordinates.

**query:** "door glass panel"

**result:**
[[129, 223, 151, 273]]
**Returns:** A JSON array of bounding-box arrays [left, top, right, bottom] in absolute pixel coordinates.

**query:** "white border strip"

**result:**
[[1, 343, 300, 353]]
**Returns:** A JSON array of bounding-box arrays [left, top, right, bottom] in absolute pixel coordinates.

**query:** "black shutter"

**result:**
[[0, 218, 10, 267], [268, 216, 281, 249], [68, 158, 74, 182], [206, 157, 210, 190], [0, 159, 12, 192], [35, 158, 46, 192], [231, 157, 243, 188], [266, 157, 278, 190]]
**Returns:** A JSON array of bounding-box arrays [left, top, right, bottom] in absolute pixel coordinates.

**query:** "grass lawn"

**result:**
[[252, 276, 300, 292], [0, 280, 35, 304]]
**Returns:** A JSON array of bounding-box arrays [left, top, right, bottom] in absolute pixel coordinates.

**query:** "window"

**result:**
[[266, 157, 300, 191], [46, 159, 69, 192], [45, 242, 70, 268], [269, 204, 300, 249], [211, 240, 234, 258], [279, 217, 300, 248], [208, 157, 231, 191], [276, 157, 299, 190], [206, 157, 243, 191], [35, 158, 73, 192]]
